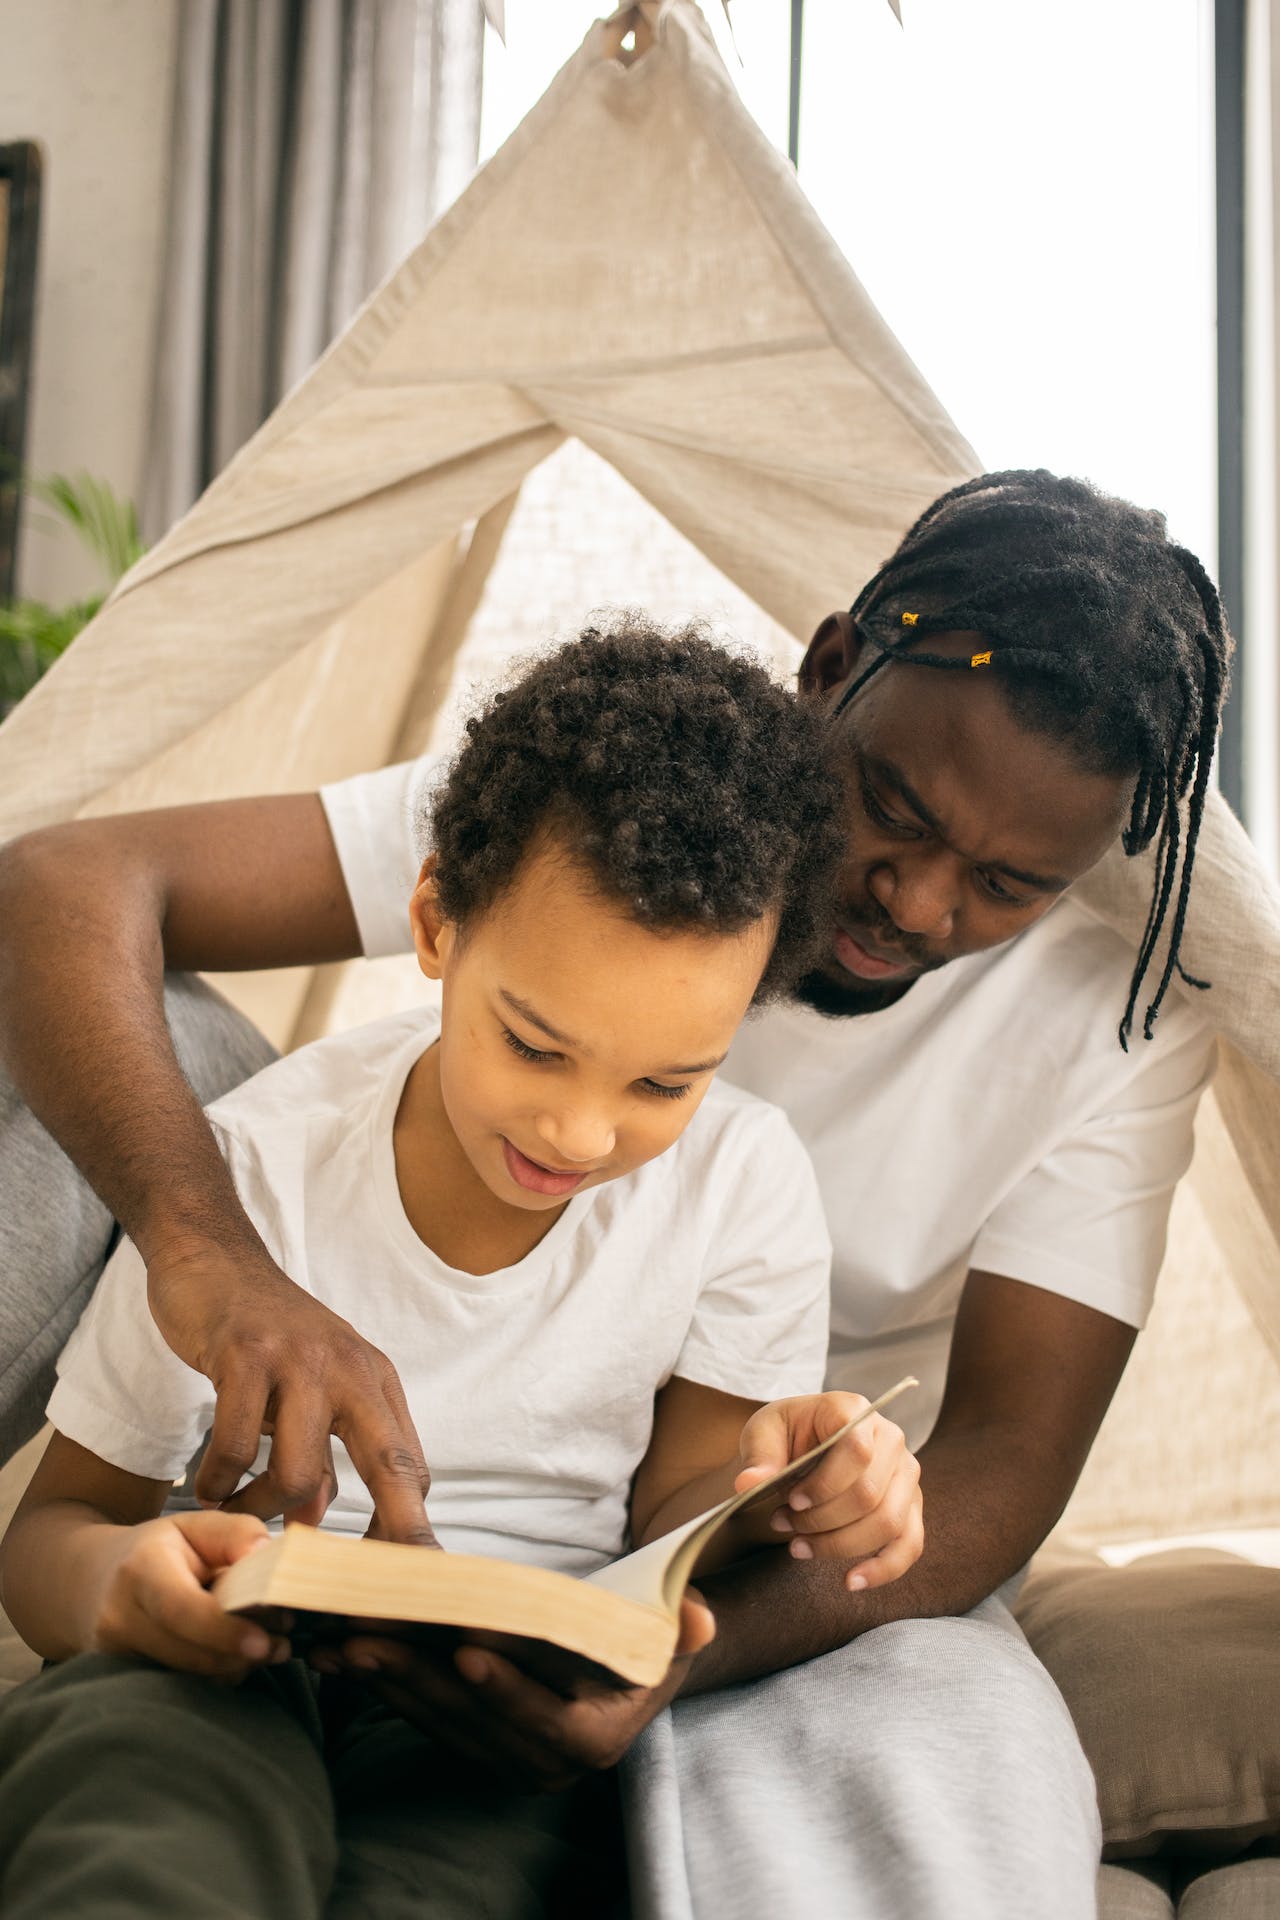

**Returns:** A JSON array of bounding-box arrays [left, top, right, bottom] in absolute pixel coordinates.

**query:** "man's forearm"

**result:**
[[681, 1418, 1059, 1695], [1, 798, 362, 1257], [0, 829, 250, 1260]]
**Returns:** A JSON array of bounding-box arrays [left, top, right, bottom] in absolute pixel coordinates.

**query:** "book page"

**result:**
[[585, 1509, 709, 1612]]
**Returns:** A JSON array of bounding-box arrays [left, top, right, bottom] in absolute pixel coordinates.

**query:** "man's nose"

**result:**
[[533, 1107, 616, 1166], [868, 855, 957, 942]]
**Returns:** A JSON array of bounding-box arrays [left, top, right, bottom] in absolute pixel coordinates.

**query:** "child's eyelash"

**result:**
[[502, 1028, 690, 1101], [501, 1027, 552, 1064]]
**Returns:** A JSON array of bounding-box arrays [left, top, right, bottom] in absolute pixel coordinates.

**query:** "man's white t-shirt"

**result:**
[[319, 760, 1215, 1447], [51, 1010, 831, 1576]]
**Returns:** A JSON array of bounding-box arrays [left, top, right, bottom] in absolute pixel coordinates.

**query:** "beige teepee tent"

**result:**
[[0, 0, 1276, 1537]]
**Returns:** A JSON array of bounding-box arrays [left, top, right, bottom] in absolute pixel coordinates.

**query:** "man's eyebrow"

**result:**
[[499, 990, 581, 1050], [500, 990, 727, 1076], [863, 754, 945, 837], [984, 860, 1069, 892], [864, 755, 1069, 893]]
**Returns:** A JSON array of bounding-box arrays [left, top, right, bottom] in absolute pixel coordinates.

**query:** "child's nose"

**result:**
[[533, 1108, 616, 1167]]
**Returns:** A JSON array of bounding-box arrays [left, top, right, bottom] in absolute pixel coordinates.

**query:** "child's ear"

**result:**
[[408, 856, 454, 981]]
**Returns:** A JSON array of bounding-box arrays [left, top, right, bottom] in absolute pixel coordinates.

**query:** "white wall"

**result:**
[[0, 0, 177, 603]]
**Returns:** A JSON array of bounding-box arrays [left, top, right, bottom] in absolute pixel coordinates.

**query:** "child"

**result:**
[[0, 617, 923, 1919]]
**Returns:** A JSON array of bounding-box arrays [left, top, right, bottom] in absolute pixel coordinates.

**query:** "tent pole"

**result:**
[[788, 0, 804, 169]]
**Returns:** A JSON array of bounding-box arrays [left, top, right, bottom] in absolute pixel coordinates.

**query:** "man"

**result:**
[[0, 470, 1230, 1919]]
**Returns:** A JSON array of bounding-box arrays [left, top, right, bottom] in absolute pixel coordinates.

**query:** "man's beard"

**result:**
[[791, 907, 948, 1019], [791, 966, 919, 1017]]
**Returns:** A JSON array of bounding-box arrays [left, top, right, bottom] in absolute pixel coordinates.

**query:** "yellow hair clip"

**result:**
[[901, 611, 919, 627], [970, 650, 993, 669]]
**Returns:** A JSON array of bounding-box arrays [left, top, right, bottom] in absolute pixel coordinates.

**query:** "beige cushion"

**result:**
[[1097, 1862, 1174, 1920], [1177, 1860, 1280, 1919], [1014, 1550, 1280, 1859]]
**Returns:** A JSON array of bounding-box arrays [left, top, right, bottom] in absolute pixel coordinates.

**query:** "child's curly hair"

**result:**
[[427, 612, 843, 1003]]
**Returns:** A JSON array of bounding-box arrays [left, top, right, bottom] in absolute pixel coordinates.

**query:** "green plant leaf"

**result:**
[[0, 594, 103, 718], [0, 595, 102, 654], [0, 469, 144, 716], [26, 471, 144, 586]]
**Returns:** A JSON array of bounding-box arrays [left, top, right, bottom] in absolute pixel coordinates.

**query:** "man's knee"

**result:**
[[672, 1603, 1096, 1806], [859, 1603, 1082, 1731]]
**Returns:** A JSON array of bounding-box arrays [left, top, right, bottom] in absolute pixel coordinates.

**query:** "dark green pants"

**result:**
[[0, 1653, 625, 1918]]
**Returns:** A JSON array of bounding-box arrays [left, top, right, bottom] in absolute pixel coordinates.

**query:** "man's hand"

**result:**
[[735, 1391, 923, 1592], [310, 1593, 716, 1793], [146, 1233, 438, 1546]]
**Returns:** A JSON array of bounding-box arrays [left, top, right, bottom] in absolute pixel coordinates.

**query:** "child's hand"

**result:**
[[733, 1393, 923, 1594], [89, 1510, 290, 1679]]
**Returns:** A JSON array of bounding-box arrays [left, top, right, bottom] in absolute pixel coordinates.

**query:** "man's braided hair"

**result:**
[[831, 470, 1233, 1048], [429, 612, 843, 1003]]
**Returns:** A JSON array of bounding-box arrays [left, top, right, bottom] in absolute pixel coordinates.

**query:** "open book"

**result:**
[[216, 1378, 916, 1689]]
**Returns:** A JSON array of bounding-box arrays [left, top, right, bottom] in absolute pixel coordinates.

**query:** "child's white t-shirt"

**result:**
[[50, 1009, 831, 1576]]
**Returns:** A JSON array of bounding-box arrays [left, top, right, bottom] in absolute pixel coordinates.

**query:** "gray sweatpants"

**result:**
[[0, 975, 1102, 1920], [624, 1594, 1101, 1920]]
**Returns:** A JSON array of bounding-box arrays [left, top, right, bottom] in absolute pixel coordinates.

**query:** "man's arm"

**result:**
[[681, 1270, 1135, 1691], [0, 798, 435, 1540], [0, 797, 358, 1247]]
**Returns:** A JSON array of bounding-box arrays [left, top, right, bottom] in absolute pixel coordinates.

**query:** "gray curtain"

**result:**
[[141, 0, 483, 544]]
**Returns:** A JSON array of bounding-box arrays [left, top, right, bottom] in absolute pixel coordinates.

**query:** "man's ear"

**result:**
[[408, 856, 453, 981], [799, 612, 862, 699]]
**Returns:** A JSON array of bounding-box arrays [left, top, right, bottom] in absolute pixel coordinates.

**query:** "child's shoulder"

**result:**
[[618, 1077, 827, 1274], [695, 1070, 801, 1130], [668, 1074, 813, 1186], [205, 1008, 438, 1143]]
